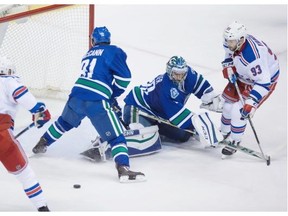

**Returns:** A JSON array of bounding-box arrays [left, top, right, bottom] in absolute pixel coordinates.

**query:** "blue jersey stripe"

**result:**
[[250, 89, 263, 102], [24, 183, 40, 192]]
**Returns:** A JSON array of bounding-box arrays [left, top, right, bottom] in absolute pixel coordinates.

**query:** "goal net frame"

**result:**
[[0, 4, 95, 99]]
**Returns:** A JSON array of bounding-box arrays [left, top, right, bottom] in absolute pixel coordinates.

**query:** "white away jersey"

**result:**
[[0, 75, 38, 120], [224, 34, 280, 103]]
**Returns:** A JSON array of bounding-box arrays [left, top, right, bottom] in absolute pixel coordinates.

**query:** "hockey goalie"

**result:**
[[81, 55, 223, 162]]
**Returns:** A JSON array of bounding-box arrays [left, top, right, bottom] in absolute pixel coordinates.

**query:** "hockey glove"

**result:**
[[240, 98, 257, 119], [32, 102, 51, 128], [222, 67, 237, 83], [222, 59, 237, 83], [221, 58, 234, 68], [111, 98, 122, 119]]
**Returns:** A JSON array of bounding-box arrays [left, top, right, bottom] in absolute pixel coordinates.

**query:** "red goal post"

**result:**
[[0, 4, 94, 99]]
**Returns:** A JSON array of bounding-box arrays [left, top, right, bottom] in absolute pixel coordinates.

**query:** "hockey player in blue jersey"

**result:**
[[123, 56, 223, 147], [81, 56, 223, 162], [32, 26, 145, 183]]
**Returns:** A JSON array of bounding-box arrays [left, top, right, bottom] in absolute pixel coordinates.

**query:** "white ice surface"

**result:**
[[0, 4, 286, 212]]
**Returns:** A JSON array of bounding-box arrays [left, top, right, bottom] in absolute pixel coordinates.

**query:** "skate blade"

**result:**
[[119, 175, 146, 183], [81, 154, 101, 163], [28, 153, 45, 159], [221, 153, 235, 160], [204, 145, 217, 149]]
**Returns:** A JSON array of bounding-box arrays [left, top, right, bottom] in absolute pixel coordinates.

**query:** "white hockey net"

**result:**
[[0, 5, 93, 100]]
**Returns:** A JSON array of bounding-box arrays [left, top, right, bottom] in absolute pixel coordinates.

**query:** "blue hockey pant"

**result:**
[[42, 97, 129, 166]]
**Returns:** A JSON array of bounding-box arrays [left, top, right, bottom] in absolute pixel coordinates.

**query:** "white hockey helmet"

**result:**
[[223, 21, 247, 51], [0, 56, 16, 75]]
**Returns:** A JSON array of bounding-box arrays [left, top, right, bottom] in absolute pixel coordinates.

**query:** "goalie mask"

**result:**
[[0, 56, 16, 75], [166, 56, 188, 84], [223, 21, 247, 52], [91, 26, 111, 46]]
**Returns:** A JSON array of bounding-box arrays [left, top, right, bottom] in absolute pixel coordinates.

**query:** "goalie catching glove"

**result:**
[[200, 89, 224, 113], [31, 102, 51, 128]]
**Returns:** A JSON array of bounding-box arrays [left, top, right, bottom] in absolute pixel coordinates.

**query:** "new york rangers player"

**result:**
[[32, 26, 145, 183], [123, 56, 223, 148], [0, 56, 51, 211], [220, 21, 280, 156]]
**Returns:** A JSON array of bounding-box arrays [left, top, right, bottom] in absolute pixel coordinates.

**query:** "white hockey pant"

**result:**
[[220, 101, 247, 142]]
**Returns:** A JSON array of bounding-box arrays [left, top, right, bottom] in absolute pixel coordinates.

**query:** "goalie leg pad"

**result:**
[[81, 125, 161, 162], [126, 125, 161, 157], [191, 112, 223, 147]]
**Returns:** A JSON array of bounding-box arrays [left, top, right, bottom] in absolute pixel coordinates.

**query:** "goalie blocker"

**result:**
[[81, 124, 161, 162]]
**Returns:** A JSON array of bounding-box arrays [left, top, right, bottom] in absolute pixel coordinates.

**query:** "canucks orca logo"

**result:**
[[170, 88, 179, 99]]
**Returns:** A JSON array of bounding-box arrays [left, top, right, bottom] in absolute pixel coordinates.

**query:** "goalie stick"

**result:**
[[112, 105, 160, 136], [137, 109, 196, 135], [138, 109, 225, 147], [123, 125, 159, 137]]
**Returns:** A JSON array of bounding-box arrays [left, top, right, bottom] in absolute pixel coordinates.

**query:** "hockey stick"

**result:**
[[137, 109, 196, 135], [233, 79, 270, 165], [138, 106, 270, 162], [15, 123, 35, 139], [219, 140, 270, 163], [112, 105, 158, 137], [112, 105, 130, 130]]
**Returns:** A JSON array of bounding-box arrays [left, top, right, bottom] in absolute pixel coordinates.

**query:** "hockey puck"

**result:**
[[73, 184, 81, 189]]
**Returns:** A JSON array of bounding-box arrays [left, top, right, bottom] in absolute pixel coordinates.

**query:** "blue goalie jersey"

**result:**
[[70, 44, 132, 101], [124, 67, 213, 129]]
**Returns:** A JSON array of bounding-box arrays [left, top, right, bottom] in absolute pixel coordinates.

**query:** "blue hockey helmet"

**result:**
[[91, 26, 111, 46], [166, 56, 188, 83]]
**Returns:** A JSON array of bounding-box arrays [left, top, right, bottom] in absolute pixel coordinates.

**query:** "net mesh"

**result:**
[[0, 5, 90, 99]]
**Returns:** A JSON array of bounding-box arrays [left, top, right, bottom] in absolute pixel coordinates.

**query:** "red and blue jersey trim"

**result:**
[[237, 36, 261, 66], [221, 115, 231, 126], [271, 70, 279, 83], [24, 183, 43, 199], [12, 86, 28, 100], [246, 37, 260, 59], [231, 124, 246, 134]]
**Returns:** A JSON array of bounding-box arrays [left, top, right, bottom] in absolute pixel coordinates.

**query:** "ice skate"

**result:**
[[32, 137, 48, 154], [219, 137, 240, 159], [38, 206, 50, 212], [116, 164, 146, 183], [80, 147, 103, 162], [222, 146, 237, 156], [80, 136, 111, 162]]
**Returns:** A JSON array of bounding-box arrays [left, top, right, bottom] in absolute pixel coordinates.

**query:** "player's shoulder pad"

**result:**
[[108, 45, 127, 57]]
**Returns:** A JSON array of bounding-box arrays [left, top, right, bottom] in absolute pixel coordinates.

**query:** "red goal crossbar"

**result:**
[[0, 4, 94, 48]]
